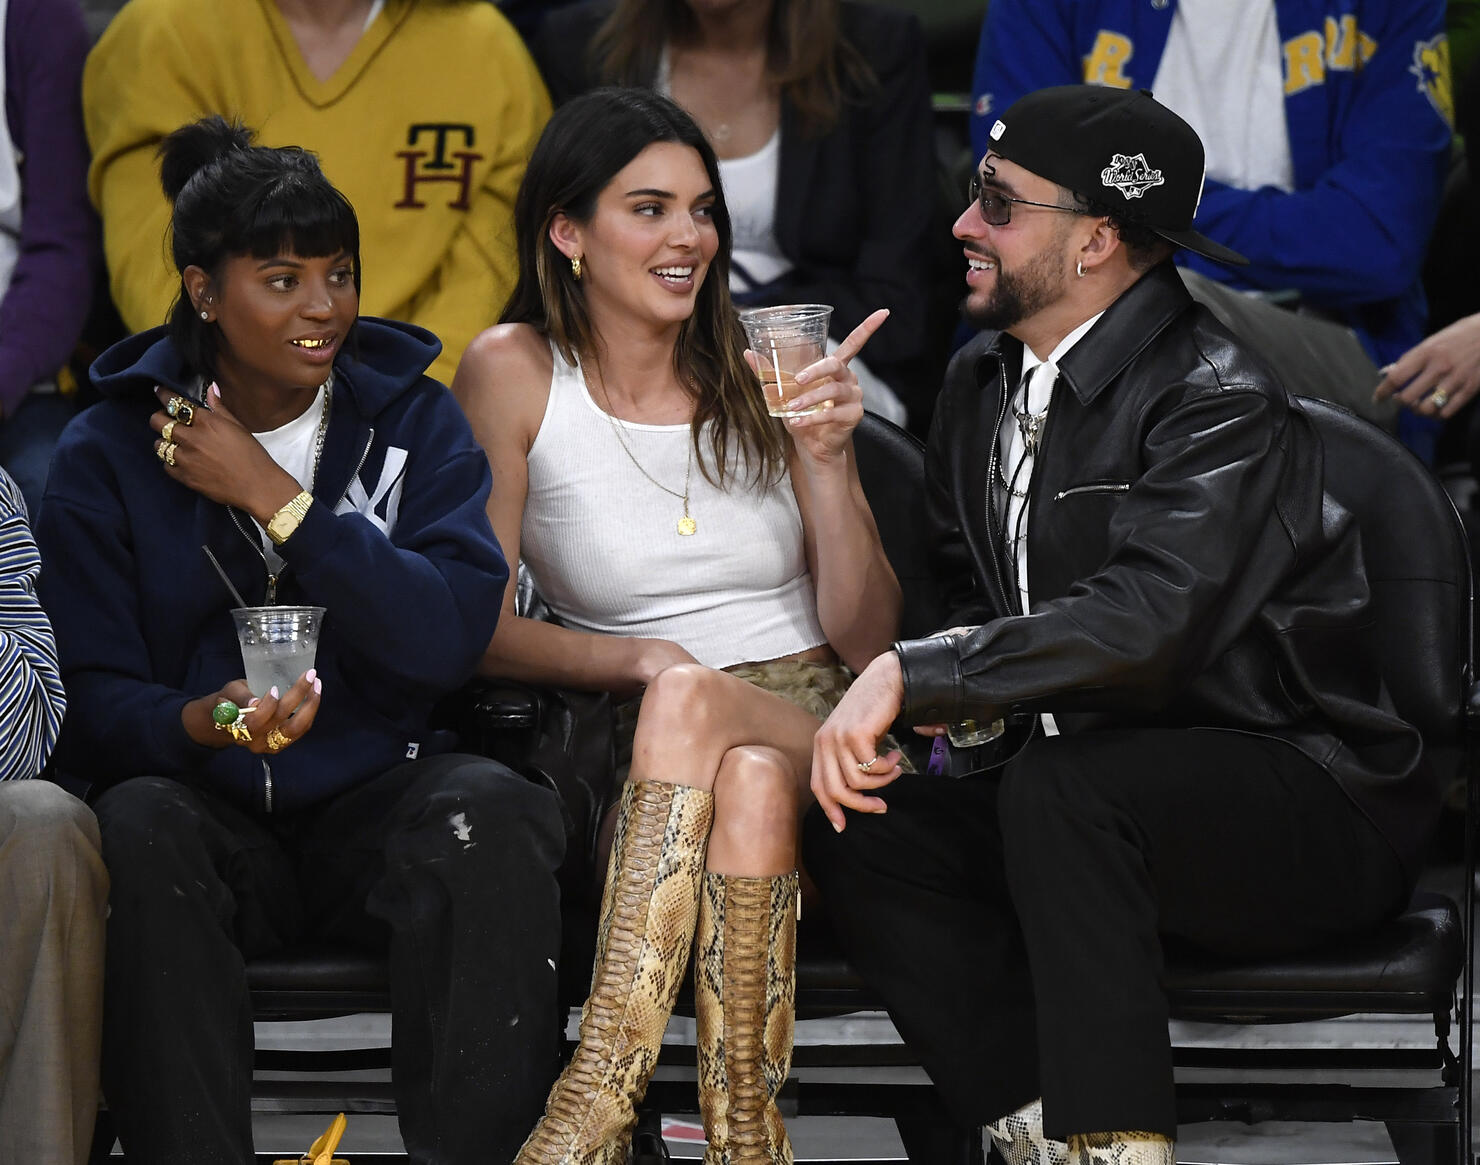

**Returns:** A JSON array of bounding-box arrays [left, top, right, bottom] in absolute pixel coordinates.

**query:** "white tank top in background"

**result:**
[[520, 343, 827, 669], [1150, 0, 1296, 193], [719, 131, 794, 293]]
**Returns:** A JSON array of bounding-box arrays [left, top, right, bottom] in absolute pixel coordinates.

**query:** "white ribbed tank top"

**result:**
[[520, 343, 827, 669]]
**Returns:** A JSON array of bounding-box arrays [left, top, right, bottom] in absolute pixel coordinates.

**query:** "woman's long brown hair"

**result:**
[[501, 88, 786, 487], [589, 0, 876, 138]]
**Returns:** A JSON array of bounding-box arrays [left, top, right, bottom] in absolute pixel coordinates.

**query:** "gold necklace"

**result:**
[[593, 375, 697, 537]]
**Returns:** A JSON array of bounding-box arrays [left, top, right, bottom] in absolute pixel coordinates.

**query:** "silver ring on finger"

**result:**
[[857, 755, 882, 773], [1431, 389, 1450, 410]]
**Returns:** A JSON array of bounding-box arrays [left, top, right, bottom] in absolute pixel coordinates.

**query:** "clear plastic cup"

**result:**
[[925, 626, 1006, 747], [738, 304, 834, 417], [231, 606, 325, 698], [946, 718, 1006, 748]]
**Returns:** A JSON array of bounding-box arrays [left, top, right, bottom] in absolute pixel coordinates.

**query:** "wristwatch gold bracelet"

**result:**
[[266, 490, 314, 546]]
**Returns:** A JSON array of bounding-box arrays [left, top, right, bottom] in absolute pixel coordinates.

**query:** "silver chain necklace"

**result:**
[[199, 371, 333, 487]]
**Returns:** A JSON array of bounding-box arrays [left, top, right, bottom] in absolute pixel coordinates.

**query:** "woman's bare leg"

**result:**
[[707, 745, 800, 875], [628, 663, 820, 796]]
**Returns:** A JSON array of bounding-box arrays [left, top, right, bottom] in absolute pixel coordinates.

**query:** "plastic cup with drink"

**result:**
[[925, 627, 1005, 747], [738, 303, 834, 417], [231, 605, 325, 699]]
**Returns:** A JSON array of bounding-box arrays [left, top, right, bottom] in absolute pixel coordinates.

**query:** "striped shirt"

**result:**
[[0, 469, 63, 779]]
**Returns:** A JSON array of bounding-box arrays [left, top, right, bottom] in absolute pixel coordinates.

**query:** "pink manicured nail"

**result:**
[[269, 686, 279, 698], [313, 677, 322, 695], [305, 668, 317, 683]]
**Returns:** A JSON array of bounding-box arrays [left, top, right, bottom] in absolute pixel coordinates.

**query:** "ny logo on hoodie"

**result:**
[[336, 446, 408, 537]]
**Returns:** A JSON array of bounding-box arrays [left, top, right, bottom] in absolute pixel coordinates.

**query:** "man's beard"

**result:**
[[960, 235, 1069, 332]]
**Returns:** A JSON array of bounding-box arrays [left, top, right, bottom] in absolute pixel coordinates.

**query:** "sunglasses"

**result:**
[[969, 174, 1082, 226]]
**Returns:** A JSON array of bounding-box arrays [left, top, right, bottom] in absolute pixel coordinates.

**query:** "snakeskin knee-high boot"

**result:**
[[984, 1098, 1070, 1165], [694, 870, 800, 1164], [1067, 1131, 1175, 1165], [516, 780, 715, 1165]]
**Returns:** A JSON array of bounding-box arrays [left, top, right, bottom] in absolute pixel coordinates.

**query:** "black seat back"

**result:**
[[1295, 397, 1472, 747], [853, 411, 946, 639]]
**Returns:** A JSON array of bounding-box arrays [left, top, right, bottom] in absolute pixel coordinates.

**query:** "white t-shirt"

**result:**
[[1150, 0, 1296, 193], [251, 382, 329, 572]]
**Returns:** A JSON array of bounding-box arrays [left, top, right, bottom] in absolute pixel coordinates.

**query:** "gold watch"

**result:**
[[266, 490, 314, 546]]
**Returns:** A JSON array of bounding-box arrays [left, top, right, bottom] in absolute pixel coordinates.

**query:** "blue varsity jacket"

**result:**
[[969, 0, 1453, 369]]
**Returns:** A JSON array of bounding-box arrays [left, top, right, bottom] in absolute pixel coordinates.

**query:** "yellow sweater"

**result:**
[[84, 0, 550, 385]]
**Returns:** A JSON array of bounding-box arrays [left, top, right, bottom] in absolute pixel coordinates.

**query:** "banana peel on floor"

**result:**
[[271, 1112, 350, 1165]]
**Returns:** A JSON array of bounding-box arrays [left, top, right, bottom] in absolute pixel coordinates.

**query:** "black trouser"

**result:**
[[93, 754, 567, 1165], [803, 728, 1407, 1142]]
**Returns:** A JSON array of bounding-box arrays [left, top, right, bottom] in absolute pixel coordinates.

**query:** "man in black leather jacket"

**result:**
[[804, 85, 1439, 1165]]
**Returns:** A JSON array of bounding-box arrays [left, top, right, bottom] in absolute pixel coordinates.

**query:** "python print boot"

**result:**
[[984, 1098, 1070, 1165], [516, 780, 715, 1165], [694, 870, 800, 1164], [1067, 1131, 1175, 1165]]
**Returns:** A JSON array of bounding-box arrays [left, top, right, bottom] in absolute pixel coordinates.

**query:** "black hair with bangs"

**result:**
[[159, 116, 362, 380]]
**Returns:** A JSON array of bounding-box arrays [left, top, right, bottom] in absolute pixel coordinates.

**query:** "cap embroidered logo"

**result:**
[[1100, 153, 1165, 199]]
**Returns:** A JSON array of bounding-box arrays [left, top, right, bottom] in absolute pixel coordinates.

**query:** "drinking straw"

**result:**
[[201, 545, 248, 608]]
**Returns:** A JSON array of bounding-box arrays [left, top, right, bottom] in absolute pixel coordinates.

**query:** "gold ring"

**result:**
[[160, 419, 177, 443], [166, 397, 195, 425], [265, 726, 291, 753], [857, 756, 881, 773], [1431, 389, 1449, 410], [157, 441, 178, 467], [225, 720, 252, 744], [821, 399, 835, 411]]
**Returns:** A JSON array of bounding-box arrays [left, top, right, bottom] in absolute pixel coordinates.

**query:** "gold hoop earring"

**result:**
[[570, 254, 583, 281]]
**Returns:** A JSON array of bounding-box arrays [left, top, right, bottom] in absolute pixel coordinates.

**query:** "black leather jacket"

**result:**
[[897, 263, 1436, 877]]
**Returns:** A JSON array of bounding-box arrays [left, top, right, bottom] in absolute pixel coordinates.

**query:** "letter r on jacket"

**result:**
[[1083, 32, 1134, 88]]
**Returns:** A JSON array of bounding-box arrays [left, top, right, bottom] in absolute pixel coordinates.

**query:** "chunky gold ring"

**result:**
[[857, 755, 881, 773], [1431, 389, 1450, 410], [156, 441, 178, 467], [225, 719, 252, 744], [265, 726, 291, 753], [821, 399, 836, 411], [165, 397, 195, 425], [160, 419, 177, 443]]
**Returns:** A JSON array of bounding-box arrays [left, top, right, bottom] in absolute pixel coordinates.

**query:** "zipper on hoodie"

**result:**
[[226, 428, 373, 812], [222, 423, 375, 812]]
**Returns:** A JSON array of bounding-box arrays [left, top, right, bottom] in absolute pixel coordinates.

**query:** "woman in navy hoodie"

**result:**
[[34, 118, 567, 1165]]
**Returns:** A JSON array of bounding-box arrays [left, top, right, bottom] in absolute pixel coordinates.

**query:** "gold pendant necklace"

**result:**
[[593, 373, 697, 536]]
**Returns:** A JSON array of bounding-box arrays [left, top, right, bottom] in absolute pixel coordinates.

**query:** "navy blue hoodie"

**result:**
[[37, 317, 508, 813]]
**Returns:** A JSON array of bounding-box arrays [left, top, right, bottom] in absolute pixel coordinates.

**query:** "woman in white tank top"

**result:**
[[453, 89, 902, 1164]]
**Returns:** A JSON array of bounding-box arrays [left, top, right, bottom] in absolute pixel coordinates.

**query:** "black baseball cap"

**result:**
[[985, 84, 1248, 268]]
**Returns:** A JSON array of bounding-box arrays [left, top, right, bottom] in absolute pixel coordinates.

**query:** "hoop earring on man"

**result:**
[[1076, 260, 1087, 278]]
